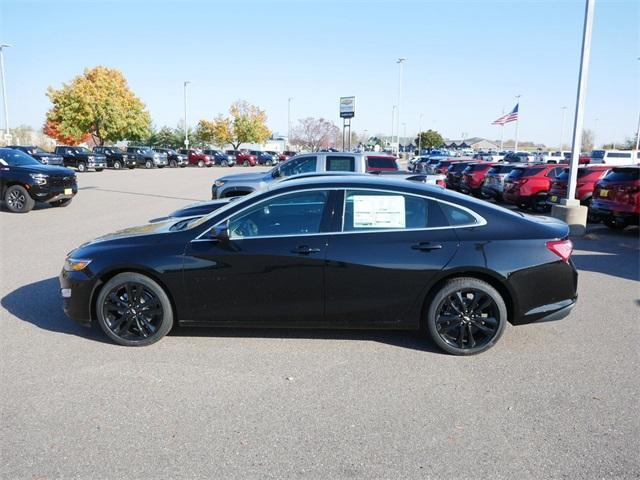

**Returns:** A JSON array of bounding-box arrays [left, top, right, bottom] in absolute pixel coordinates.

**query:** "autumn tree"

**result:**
[[44, 66, 151, 146], [415, 129, 444, 149], [198, 100, 270, 150], [290, 117, 340, 152]]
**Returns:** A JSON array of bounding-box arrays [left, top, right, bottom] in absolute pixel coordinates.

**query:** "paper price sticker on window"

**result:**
[[353, 195, 405, 229]]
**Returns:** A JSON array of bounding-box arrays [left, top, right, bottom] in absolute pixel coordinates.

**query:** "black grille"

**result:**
[[50, 175, 76, 188]]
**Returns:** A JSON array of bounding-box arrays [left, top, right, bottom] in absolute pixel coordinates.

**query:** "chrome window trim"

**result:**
[[193, 186, 486, 242]]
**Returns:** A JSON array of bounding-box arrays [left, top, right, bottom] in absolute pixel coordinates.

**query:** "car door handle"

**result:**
[[291, 245, 321, 254], [411, 242, 443, 251]]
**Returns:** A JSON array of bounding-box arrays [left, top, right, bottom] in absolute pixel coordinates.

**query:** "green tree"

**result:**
[[415, 129, 444, 149], [44, 66, 151, 146], [201, 100, 271, 150]]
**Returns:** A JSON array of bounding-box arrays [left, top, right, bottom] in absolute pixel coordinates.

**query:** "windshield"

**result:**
[[0, 148, 43, 166], [591, 150, 605, 159], [75, 147, 91, 154]]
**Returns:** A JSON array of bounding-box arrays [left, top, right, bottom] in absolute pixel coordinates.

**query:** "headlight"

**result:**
[[88, 156, 95, 161], [29, 173, 48, 185], [153, 154, 159, 159], [215, 180, 226, 187], [63, 258, 92, 272]]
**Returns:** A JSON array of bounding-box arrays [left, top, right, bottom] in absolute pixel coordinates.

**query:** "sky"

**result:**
[[1, 0, 638, 147]]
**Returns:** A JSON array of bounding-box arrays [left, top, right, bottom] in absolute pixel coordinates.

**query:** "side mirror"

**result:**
[[206, 224, 229, 242], [272, 168, 281, 178]]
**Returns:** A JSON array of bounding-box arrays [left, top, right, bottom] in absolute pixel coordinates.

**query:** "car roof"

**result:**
[[268, 174, 442, 195]]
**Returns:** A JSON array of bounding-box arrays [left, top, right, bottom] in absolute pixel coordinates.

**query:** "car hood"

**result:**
[[218, 171, 271, 183], [15, 164, 75, 175]]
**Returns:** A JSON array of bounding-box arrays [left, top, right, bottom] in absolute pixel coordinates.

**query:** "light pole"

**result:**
[[0, 44, 11, 139], [594, 117, 599, 149], [514, 94, 522, 151], [395, 58, 406, 155], [553, 0, 595, 236], [560, 106, 567, 150], [391, 105, 397, 150], [183, 81, 190, 148], [418, 113, 423, 154], [402, 122, 406, 152], [287, 97, 293, 151]]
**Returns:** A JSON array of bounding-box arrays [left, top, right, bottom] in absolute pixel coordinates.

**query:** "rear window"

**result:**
[[509, 167, 543, 178], [326, 156, 355, 172], [602, 168, 640, 183], [607, 152, 632, 158], [591, 150, 605, 159], [366, 156, 397, 171], [467, 163, 491, 172], [439, 203, 479, 227]]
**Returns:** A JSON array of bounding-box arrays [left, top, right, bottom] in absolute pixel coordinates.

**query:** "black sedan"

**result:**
[[59, 176, 578, 354]]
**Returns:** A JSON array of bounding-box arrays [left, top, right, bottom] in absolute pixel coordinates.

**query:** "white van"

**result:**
[[590, 149, 639, 165]]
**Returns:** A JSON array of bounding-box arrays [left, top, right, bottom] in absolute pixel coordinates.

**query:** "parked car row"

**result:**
[[433, 155, 639, 230], [5, 145, 299, 172]]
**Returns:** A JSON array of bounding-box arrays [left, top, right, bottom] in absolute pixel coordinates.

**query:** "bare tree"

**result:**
[[290, 117, 340, 152], [582, 128, 595, 151]]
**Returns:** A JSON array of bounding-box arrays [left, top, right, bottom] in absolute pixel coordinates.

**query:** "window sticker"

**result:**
[[352, 195, 405, 229]]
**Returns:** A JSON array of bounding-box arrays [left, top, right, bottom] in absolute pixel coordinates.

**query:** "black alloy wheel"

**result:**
[[97, 272, 173, 346], [427, 278, 506, 355], [5, 185, 35, 213]]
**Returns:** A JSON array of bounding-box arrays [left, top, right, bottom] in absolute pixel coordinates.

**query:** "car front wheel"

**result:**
[[426, 277, 507, 355], [77, 162, 87, 172], [243, 160, 250, 167], [5, 185, 35, 213], [113, 160, 122, 170], [197, 160, 205, 168], [96, 272, 174, 347], [145, 160, 153, 169]]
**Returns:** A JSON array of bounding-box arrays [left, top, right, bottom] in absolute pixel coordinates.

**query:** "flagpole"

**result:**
[[514, 95, 521, 151]]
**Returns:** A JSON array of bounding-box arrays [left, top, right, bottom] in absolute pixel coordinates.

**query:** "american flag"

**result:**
[[492, 104, 519, 125]]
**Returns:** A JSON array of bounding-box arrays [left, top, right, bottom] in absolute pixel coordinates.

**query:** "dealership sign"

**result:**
[[339, 96, 356, 118]]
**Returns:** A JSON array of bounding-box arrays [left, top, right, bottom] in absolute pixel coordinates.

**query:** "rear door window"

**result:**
[[342, 189, 449, 231], [326, 156, 355, 172], [279, 156, 318, 177], [366, 156, 398, 171], [602, 168, 640, 182]]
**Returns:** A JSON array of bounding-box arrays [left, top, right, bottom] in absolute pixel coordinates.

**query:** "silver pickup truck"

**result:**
[[211, 152, 443, 199]]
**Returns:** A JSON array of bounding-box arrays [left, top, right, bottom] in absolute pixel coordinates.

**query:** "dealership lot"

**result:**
[[1, 167, 639, 478]]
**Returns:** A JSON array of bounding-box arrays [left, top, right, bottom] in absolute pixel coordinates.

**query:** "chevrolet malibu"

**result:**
[[60, 176, 578, 355]]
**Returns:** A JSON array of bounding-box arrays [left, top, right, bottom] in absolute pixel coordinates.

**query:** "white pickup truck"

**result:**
[[211, 152, 443, 199]]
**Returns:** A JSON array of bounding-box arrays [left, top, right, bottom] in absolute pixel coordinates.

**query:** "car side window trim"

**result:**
[[192, 187, 486, 242]]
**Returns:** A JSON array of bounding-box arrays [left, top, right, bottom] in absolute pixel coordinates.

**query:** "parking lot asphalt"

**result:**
[[1, 166, 639, 479]]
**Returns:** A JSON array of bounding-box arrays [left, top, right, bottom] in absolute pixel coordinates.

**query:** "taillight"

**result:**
[[436, 179, 446, 188], [517, 178, 529, 184], [546, 239, 573, 263]]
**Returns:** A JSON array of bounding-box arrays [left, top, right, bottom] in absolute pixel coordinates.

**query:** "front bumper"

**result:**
[[29, 184, 78, 203], [59, 268, 96, 326]]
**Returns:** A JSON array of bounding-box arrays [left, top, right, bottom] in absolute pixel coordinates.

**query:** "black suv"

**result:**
[[0, 147, 77, 213], [93, 146, 135, 169], [126, 147, 168, 168], [54, 146, 106, 172], [153, 148, 188, 168], [8, 145, 64, 166], [202, 149, 236, 167]]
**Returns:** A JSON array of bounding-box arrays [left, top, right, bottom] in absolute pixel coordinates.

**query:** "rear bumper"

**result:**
[[590, 207, 639, 224]]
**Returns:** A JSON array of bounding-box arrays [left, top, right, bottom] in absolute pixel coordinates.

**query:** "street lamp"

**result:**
[[287, 97, 293, 151], [401, 122, 406, 152], [418, 113, 423, 154], [560, 106, 568, 150], [391, 105, 397, 150], [0, 44, 12, 139], [183, 81, 191, 148], [395, 58, 406, 155]]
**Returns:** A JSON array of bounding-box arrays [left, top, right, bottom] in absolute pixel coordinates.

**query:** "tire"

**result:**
[[531, 193, 550, 213], [221, 160, 228, 167], [426, 277, 507, 355], [4, 185, 35, 213], [113, 160, 122, 170], [77, 162, 87, 173], [145, 160, 153, 169], [95, 168, 104, 172], [265, 160, 273, 166], [604, 218, 628, 230], [197, 160, 205, 168], [170, 160, 177, 168], [243, 160, 250, 167], [96, 272, 174, 347], [51, 198, 73, 207]]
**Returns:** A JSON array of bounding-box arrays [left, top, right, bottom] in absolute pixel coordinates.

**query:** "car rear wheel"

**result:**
[[265, 160, 273, 166], [426, 278, 507, 355], [197, 160, 205, 168], [243, 160, 250, 167], [77, 162, 87, 172], [112, 160, 122, 169], [5, 185, 35, 213], [221, 160, 228, 167], [603, 218, 628, 230], [531, 193, 550, 213], [145, 160, 153, 169], [96, 272, 173, 347]]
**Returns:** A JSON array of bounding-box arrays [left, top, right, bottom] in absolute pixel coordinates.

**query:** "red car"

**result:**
[[433, 159, 464, 175], [178, 149, 212, 167], [590, 166, 639, 229], [503, 164, 567, 212], [227, 150, 258, 167], [460, 162, 498, 197], [546, 165, 610, 221]]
